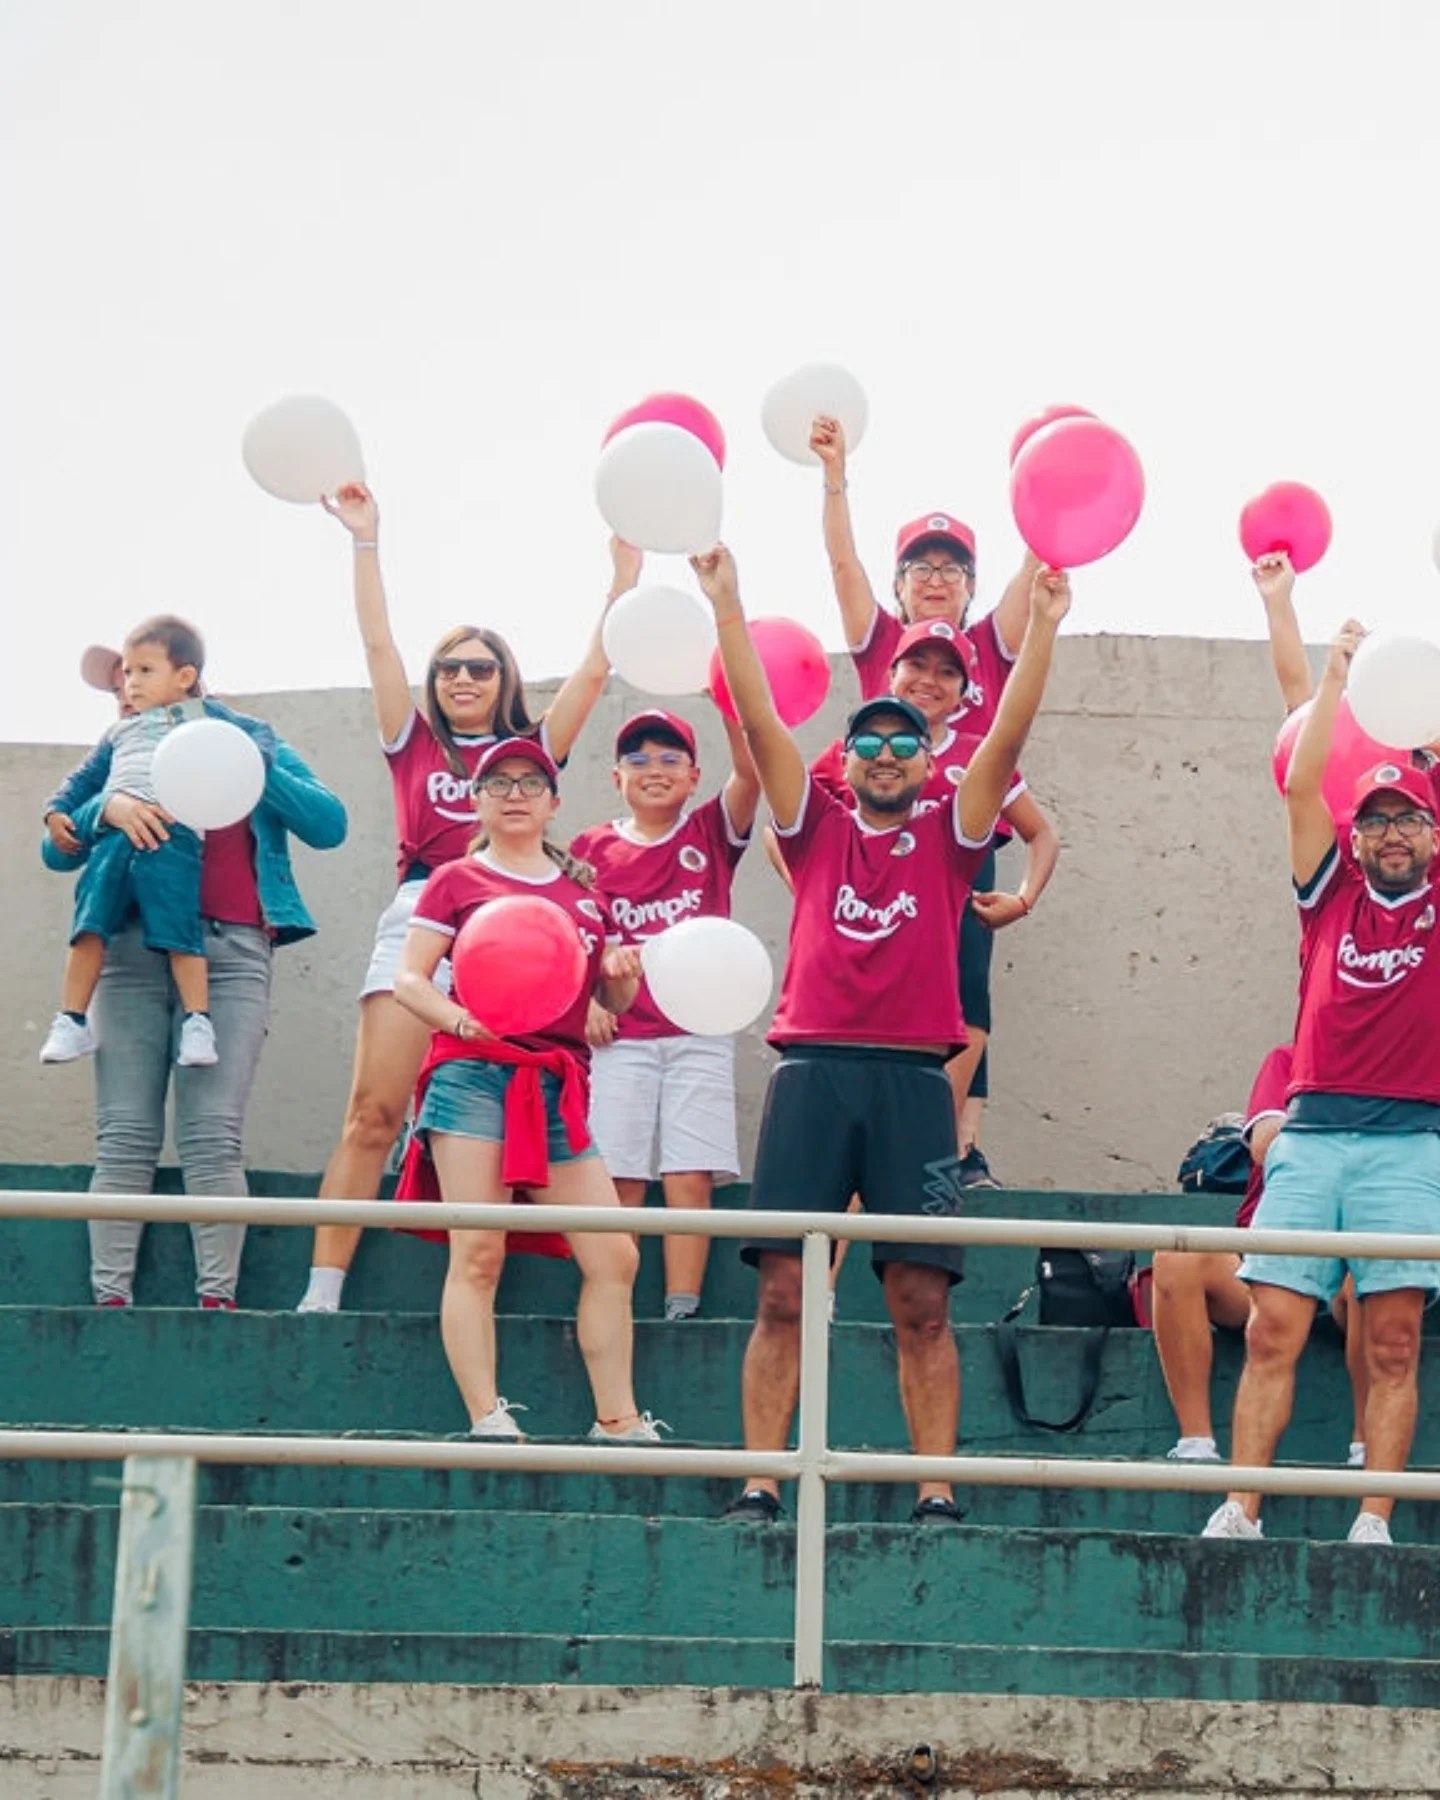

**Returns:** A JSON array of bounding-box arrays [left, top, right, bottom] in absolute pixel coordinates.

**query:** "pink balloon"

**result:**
[[1008, 404, 1096, 466], [451, 896, 589, 1037], [602, 392, 726, 470], [710, 618, 831, 728], [1010, 417, 1145, 569], [1272, 697, 1394, 826], [1239, 482, 1332, 574]]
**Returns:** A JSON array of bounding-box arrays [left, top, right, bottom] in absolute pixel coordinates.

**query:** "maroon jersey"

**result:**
[[1237, 1044, 1294, 1229], [384, 711, 554, 882], [770, 779, 991, 1052], [810, 727, 1025, 832], [851, 607, 1014, 731], [1291, 850, 1440, 1105], [570, 796, 750, 1039], [410, 853, 616, 1062]]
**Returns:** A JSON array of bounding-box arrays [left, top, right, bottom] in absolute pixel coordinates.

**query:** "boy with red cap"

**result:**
[[1205, 621, 1440, 1547], [570, 709, 760, 1320]]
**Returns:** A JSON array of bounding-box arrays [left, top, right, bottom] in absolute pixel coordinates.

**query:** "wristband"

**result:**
[[353, 539, 378, 551], [1017, 894, 1031, 915], [824, 482, 847, 495]]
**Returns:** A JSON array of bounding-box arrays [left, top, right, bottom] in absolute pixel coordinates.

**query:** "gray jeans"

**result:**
[[88, 919, 273, 1303]]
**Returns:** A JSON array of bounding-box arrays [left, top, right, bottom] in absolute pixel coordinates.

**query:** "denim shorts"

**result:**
[[72, 825, 205, 956], [417, 1060, 594, 1163], [1240, 1127, 1440, 1301]]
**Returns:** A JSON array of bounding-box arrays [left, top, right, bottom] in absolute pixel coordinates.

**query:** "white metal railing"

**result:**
[[5, 1190, 1440, 1792]]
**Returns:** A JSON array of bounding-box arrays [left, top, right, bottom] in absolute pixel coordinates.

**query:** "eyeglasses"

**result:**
[[620, 750, 691, 769], [847, 730, 925, 762], [474, 772, 552, 799], [1354, 810, 1434, 841], [434, 657, 500, 681], [902, 560, 972, 587]]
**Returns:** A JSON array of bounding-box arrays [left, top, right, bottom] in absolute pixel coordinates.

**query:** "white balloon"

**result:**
[[595, 423, 723, 554], [1432, 523, 1440, 574], [1347, 632, 1440, 750], [152, 719, 267, 831], [602, 585, 717, 695], [242, 395, 365, 504], [640, 917, 774, 1037], [761, 363, 869, 466]]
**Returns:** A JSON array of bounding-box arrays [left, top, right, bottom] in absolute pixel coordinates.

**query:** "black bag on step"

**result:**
[[992, 1250, 1141, 1433]]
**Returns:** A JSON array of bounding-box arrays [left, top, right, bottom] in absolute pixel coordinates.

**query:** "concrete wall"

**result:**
[[0, 634, 1303, 1190]]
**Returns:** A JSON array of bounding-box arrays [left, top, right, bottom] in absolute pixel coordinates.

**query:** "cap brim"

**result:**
[[80, 645, 123, 693]]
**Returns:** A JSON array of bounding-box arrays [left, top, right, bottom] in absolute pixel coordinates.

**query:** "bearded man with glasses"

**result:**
[[690, 544, 1069, 1528], [1204, 621, 1440, 1548]]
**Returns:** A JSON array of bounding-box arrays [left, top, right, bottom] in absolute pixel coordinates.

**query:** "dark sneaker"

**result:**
[[957, 1147, 1002, 1189], [910, 1496, 964, 1526], [724, 1489, 782, 1523]]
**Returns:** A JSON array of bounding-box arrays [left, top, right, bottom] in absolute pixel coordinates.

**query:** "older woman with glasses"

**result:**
[[296, 482, 629, 1313]]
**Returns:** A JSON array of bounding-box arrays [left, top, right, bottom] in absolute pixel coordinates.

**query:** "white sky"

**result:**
[[4, 0, 1439, 746]]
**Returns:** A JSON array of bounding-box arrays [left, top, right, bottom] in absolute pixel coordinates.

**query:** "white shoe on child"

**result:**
[[1167, 1436, 1222, 1461], [177, 1013, 218, 1067], [589, 1413, 671, 1443], [470, 1399, 527, 1440], [1347, 1511, 1393, 1545], [1201, 1500, 1263, 1539], [40, 1013, 96, 1064]]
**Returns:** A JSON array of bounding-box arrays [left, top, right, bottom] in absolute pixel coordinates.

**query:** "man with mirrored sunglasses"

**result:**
[[691, 543, 1069, 1527]]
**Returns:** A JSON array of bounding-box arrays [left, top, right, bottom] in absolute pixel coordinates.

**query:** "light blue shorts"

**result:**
[[417, 1060, 594, 1164], [1239, 1128, 1440, 1302]]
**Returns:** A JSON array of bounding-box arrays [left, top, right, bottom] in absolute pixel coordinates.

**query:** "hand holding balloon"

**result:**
[[689, 545, 740, 615], [321, 482, 380, 542], [1251, 552, 1296, 608], [810, 416, 847, 484], [608, 537, 644, 599], [1325, 619, 1368, 687], [1030, 566, 1073, 628]]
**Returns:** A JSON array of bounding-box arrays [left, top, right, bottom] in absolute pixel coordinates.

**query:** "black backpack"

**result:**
[[1176, 1111, 1252, 1195]]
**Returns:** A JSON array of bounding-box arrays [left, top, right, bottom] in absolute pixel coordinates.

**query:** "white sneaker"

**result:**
[[1347, 1441, 1366, 1469], [470, 1398, 527, 1440], [1201, 1500, 1263, 1539], [588, 1412, 671, 1443], [40, 1013, 96, 1063], [1168, 1436, 1222, 1462], [177, 1013, 218, 1067], [1348, 1511, 1393, 1545], [296, 1293, 340, 1315]]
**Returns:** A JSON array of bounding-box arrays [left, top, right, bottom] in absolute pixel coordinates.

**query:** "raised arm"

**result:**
[[320, 483, 415, 745], [986, 550, 1046, 658], [970, 790, 1059, 929], [813, 417, 881, 649], [691, 546, 807, 830], [1253, 552, 1313, 715], [1286, 620, 1361, 884], [957, 569, 1070, 842], [719, 712, 762, 837], [542, 537, 636, 763]]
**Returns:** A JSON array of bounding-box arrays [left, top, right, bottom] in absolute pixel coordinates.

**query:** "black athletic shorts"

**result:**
[[740, 1045, 966, 1284]]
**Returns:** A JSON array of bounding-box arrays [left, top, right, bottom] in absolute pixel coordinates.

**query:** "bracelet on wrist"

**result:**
[[824, 482, 847, 495], [1017, 894, 1031, 915], [353, 539, 378, 551]]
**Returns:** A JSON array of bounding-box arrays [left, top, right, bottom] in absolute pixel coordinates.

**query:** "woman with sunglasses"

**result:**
[[393, 737, 663, 1442], [297, 482, 630, 1314]]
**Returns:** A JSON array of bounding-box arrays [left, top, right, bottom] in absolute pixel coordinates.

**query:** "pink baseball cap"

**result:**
[[473, 736, 560, 788], [615, 709, 697, 759], [894, 512, 977, 566], [889, 618, 978, 675], [81, 645, 123, 693], [1352, 761, 1436, 818]]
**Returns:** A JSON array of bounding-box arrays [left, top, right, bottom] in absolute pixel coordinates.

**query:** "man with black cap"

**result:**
[[690, 543, 1069, 1526], [1204, 621, 1440, 1547]]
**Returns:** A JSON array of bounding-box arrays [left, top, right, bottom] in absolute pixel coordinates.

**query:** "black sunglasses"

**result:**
[[434, 657, 500, 681]]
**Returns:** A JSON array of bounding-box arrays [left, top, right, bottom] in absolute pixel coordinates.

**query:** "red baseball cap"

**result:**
[[894, 512, 977, 566], [615, 709, 697, 759], [889, 618, 977, 675], [1351, 760, 1436, 818], [473, 736, 560, 788]]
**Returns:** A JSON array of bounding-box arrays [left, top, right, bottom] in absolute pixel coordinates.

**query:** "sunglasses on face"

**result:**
[[434, 657, 500, 681], [473, 772, 552, 799], [847, 730, 924, 761]]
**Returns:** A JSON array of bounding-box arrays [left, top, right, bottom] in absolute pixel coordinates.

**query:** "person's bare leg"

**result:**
[[1331, 1276, 1369, 1451], [659, 1171, 712, 1302], [1152, 1251, 1250, 1441], [1226, 1282, 1318, 1519], [539, 1157, 642, 1429], [883, 1260, 959, 1505], [740, 1252, 803, 1502], [311, 994, 431, 1275], [1356, 1287, 1425, 1524], [60, 933, 108, 1016], [958, 1094, 985, 1157], [944, 1031, 987, 1143], [428, 1134, 509, 1425]]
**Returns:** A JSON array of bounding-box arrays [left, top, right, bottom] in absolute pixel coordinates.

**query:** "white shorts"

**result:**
[[359, 880, 453, 1001], [588, 1035, 739, 1182]]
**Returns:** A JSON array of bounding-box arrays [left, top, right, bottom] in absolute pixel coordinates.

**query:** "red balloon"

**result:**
[[451, 896, 589, 1037], [1010, 417, 1145, 569], [1272, 697, 1393, 826], [1008, 404, 1096, 466], [1239, 481, 1332, 574], [602, 392, 726, 470], [709, 618, 831, 728]]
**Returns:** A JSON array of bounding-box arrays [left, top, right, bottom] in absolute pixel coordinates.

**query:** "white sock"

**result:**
[[299, 1267, 345, 1311]]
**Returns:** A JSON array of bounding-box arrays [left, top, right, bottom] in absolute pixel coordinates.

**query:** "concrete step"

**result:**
[[5, 1505, 1440, 1662], [0, 1308, 1369, 1464], [5, 1625, 1439, 1704]]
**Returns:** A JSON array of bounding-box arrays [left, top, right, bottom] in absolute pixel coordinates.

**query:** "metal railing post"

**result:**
[[99, 1454, 197, 1799], [792, 1230, 831, 1689]]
